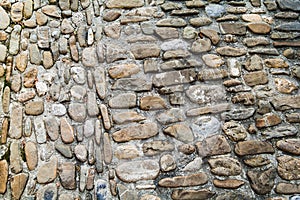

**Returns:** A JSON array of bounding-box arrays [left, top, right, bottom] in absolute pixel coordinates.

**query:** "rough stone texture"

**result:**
[[196, 135, 231, 158], [159, 173, 208, 187], [37, 156, 57, 184], [277, 155, 300, 180], [208, 157, 242, 176], [235, 140, 275, 156], [247, 168, 276, 195]]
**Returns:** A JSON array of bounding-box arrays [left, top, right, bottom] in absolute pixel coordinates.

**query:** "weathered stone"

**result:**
[[55, 144, 72, 158], [172, 189, 215, 200], [208, 157, 242, 176], [36, 184, 58, 200], [106, 43, 127, 63], [100, 104, 111, 130], [217, 14, 239, 22], [116, 160, 160, 182], [112, 123, 158, 142], [191, 116, 220, 136], [0, 6, 9, 30], [216, 46, 247, 56], [200, 29, 220, 45], [244, 156, 271, 167], [262, 125, 298, 139], [277, 155, 300, 180], [222, 121, 248, 141], [140, 96, 167, 110], [156, 108, 185, 124], [82, 47, 97, 67], [9, 105, 23, 139], [131, 44, 160, 59], [242, 14, 262, 22], [42, 5, 61, 18], [271, 95, 300, 110], [159, 154, 176, 172], [37, 156, 57, 183], [103, 10, 121, 21], [25, 101, 44, 116], [247, 22, 271, 34], [232, 92, 256, 105], [156, 18, 187, 27], [112, 111, 145, 124], [11, 173, 28, 200], [164, 124, 194, 143], [196, 135, 231, 157], [227, 6, 247, 14], [275, 12, 299, 19], [186, 84, 225, 104], [68, 103, 86, 122], [198, 69, 228, 81], [205, 4, 225, 18], [106, 0, 144, 8], [275, 22, 300, 32], [10, 142, 22, 173], [245, 55, 263, 71], [159, 173, 207, 187], [74, 144, 87, 162], [108, 64, 140, 79], [60, 118, 74, 144], [186, 103, 231, 117], [235, 140, 275, 156], [0, 160, 8, 194], [25, 141, 38, 171], [248, 48, 279, 55], [112, 78, 152, 91], [220, 23, 247, 35], [286, 113, 300, 123], [276, 139, 300, 155], [161, 39, 188, 52], [247, 168, 276, 194], [103, 132, 112, 164], [60, 162, 76, 189], [191, 38, 211, 53], [115, 145, 139, 160], [104, 23, 121, 38], [243, 37, 270, 47], [213, 179, 244, 189], [276, 183, 300, 194], [44, 117, 59, 141], [189, 17, 212, 27], [24, 68, 38, 88], [256, 113, 282, 128], [153, 69, 196, 87], [11, 2, 23, 22], [163, 49, 190, 60], [265, 58, 288, 68], [143, 140, 174, 156], [277, 0, 300, 12], [243, 71, 268, 86]]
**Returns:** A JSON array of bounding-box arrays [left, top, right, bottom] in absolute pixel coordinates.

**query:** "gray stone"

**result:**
[[164, 124, 194, 143], [131, 44, 160, 59], [10, 142, 22, 173], [36, 183, 58, 200], [87, 92, 99, 116], [262, 125, 298, 139], [112, 78, 152, 91], [34, 116, 47, 144], [161, 39, 188, 51], [186, 85, 225, 104], [71, 66, 86, 84], [44, 117, 59, 141], [84, 119, 95, 138], [60, 162, 76, 189], [271, 95, 300, 111], [157, 108, 185, 125], [9, 25, 22, 55], [9, 105, 23, 139], [51, 103, 66, 116], [196, 135, 231, 157], [205, 4, 225, 18], [277, 0, 300, 11], [191, 116, 221, 136], [109, 93, 136, 108], [74, 144, 87, 162], [172, 189, 215, 200], [275, 22, 300, 31], [143, 140, 174, 156], [55, 144, 73, 158], [68, 103, 87, 122], [160, 154, 176, 172], [209, 157, 242, 176], [220, 23, 247, 35], [153, 69, 196, 87]]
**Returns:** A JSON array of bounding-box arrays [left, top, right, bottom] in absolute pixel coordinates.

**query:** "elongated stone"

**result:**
[[196, 135, 231, 157], [112, 111, 145, 124], [103, 132, 112, 164], [11, 173, 28, 200], [159, 173, 208, 187], [106, 0, 144, 8], [271, 95, 300, 110], [235, 140, 275, 156], [9, 105, 23, 139], [163, 124, 194, 143], [153, 69, 196, 87], [10, 142, 22, 173], [208, 157, 242, 176], [172, 189, 215, 200], [0, 160, 8, 194], [25, 141, 38, 171], [108, 64, 140, 79], [100, 104, 111, 130], [143, 140, 174, 156]]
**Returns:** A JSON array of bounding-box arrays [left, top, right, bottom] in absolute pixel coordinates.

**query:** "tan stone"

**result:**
[[196, 135, 231, 157], [159, 173, 208, 187], [213, 179, 244, 189], [276, 183, 300, 194], [103, 132, 112, 164], [0, 160, 8, 194], [140, 96, 167, 110], [41, 5, 61, 18], [216, 46, 247, 56], [25, 101, 44, 115], [243, 71, 268, 86], [60, 118, 74, 144], [37, 156, 57, 183], [276, 139, 300, 155], [131, 44, 160, 59], [202, 54, 224, 68], [25, 141, 38, 171], [171, 189, 215, 200], [208, 157, 242, 176], [274, 78, 298, 94], [247, 22, 271, 34], [108, 64, 140, 79], [60, 162, 76, 189], [115, 145, 140, 160], [242, 14, 262, 22], [235, 140, 275, 156], [244, 156, 271, 167], [200, 29, 220, 45], [11, 173, 28, 200], [43, 51, 53, 69], [106, 0, 144, 8], [11, 2, 24, 22], [277, 155, 300, 180], [112, 123, 158, 142], [163, 124, 194, 143], [271, 95, 300, 111], [143, 140, 174, 156], [24, 68, 38, 88], [255, 113, 282, 128], [15, 52, 28, 72], [112, 111, 145, 124], [265, 58, 289, 68]]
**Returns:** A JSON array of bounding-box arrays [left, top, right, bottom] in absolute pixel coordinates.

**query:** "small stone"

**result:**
[[189, 17, 212, 27], [51, 103, 67, 116], [104, 23, 121, 39], [161, 2, 182, 11], [140, 194, 161, 200], [36, 184, 58, 200], [244, 156, 271, 167], [68, 103, 86, 122], [265, 58, 288, 68], [106, 0, 144, 8], [11, 2, 23, 22], [156, 108, 185, 125], [37, 156, 57, 183], [248, 23, 271, 34], [191, 38, 211, 53], [196, 135, 231, 158], [178, 144, 195, 155], [161, 39, 188, 51], [271, 95, 300, 111], [243, 37, 270, 47], [9, 105, 23, 139], [142, 140, 174, 156], [153, 69, 196, 87], [131, 44, 160, 59], [183, 26, 197, 39], [112, 123, 158, 142], [112, 111, 145, 124], [200, 29, 220, 45], [0, 6, 10, 30], [255, 113, 282, 128], [208, 157, 242, 176], [286, 113, 300, 123], [115, 145, 140, 160], [247, 168, 276, 194], [213, 179, 244, 189], [100, 104, 111, 130], [55, 144, 73, 158], [140, 96, 167, 110], [11, 173, 28, 200], [60, 118, 74, 144], [74, 144, 87, 162], [186, 0, 206, 8], [60, 162, 76, 189], [163, 124, 194, 143], [108, 63, 140, 79], [103, 10, 121, 22], [106, 43, 127, 63], [264, 0, 277, 10], [220, 23, 246, 35], [159, 173, 208, 187], [160, 154, 176, 172], [36, 10, 48, 25], [42, 5, 61, 18], [156, 18, 187, 27], [276, 183, 300, 194], [25, 101, 44, 115], [25, 141, 38, 171], [277, 139, 300, 155], [198, 69, 228, 81], [248, 48, 279, 55], [277, 155, 300, 180], [222, 121, 248, 141], [216, 46, 247, 56], [245, 55, 263, 71], [202, 54, 224, 68], [116, 160, 160, 182], [205, 4, 225, 18], [24, 68, 38, 88], [44, 117, 59, 141], [235, 140, 275, 156], [172, 189, 215, 200], [242, 14, 262, 22], [243, 71, 268, 86]]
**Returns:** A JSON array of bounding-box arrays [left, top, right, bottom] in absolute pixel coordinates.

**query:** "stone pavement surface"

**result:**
[[0, 0, 300, 199]]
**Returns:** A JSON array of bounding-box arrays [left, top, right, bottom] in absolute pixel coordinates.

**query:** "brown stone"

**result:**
[[115, 145, 140, 160], [276, 183, 300, 194], [202, 54, 224, 68], [155, 27, 179, 40], [106, 0, 144, 8], [189, 17, 212, 27], [60, 162, 76, 189], [243, 71, 268, 86], [163, 49, 190, 59], [9, 105, 23, 139], [216, 46, 247, 56], [159, 173, 208, 187], [140, 96, 167, 110], [116, 160, 160, 182], [208, 157, 242, 176], [200, 29, 220, 45], [213, 179, 244, 189], [220, 23, 246, 35], [242, 14, 262, 22], [245, 54, 263, 71], [255, 113, 282, 128], [271, 95, 300, 110], [11, 173, 28, 200], [178, 144, 196, 155], [232, 92, 256, 105], [0, 160, 8, 194], [41, 5, 61, 18], [25, 101, 44, 115], [286, 113, 300, 123], [112, 123, 158, 142], [103, 10, 121, 22], [156, 18, 187, 27], [37, 156, 57, 183], [15, 52, 28, 72], [171, 189, 215, 200], [244, 156, 271, 167], [186, 103, 231, 117], [273, 41, 300, 47], [103, 132, 112, 164], [247, 22, 271, 34], [222, 121, 248, 141], [243, 37, 270, 47], [112, 111, 145, 124], [131, 44, 160, 59], [276, 139, 300, 155], [60, 118, 74, 144], [265, 58, 288, 68], [196, 135, 231, 158], [247, 168, 276, 195], [163, 124, 194, 143], [235, 140, 275, 156], [108, 64, 140, 79], [143, 140, 174, 156], [274, 78, 298, 94], [25, 141, 38, 171], [160, 154, 176, 172], [24, 68, 38, 88], [277, 155, 300, 180]]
